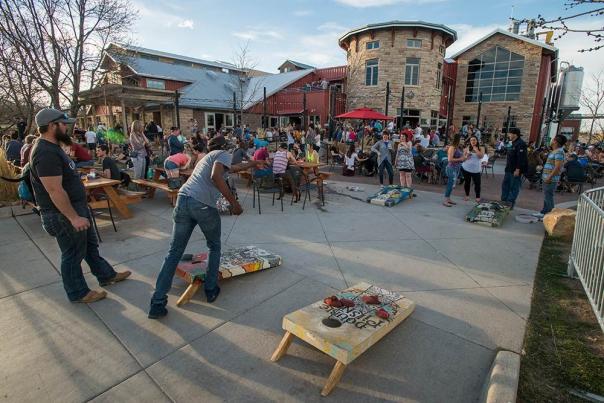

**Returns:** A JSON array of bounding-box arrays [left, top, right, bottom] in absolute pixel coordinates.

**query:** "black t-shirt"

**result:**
[[102, 156, 121, 180], [30, 139, 87, 211]]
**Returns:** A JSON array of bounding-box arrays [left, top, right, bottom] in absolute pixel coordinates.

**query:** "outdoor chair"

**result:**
[[87, 194, 117, 243], [481, 155, 497, 177], [252, 172, 285, 215]]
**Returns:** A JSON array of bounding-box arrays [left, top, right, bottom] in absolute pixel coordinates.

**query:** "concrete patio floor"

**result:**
[[0, 180, 545, 402]]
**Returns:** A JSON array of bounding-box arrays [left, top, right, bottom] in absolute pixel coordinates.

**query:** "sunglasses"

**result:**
[[50, 113, 70, 124]]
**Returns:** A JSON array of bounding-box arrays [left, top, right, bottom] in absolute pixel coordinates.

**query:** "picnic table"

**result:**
[[296, 161, 330, 206], [83, 177, 137, 219]]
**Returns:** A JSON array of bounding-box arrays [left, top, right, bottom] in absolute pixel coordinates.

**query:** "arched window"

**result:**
[[465, 46, 524, 102]]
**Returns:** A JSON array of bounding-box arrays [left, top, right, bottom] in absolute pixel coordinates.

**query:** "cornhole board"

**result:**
[[465, 201, 511, 227], [270, 282, 415, 396], [366, 185, 413, 207], [175, 246, 282, 306]]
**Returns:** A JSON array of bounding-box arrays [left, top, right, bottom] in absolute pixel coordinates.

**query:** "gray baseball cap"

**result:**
[[35, 108, 76, 127]]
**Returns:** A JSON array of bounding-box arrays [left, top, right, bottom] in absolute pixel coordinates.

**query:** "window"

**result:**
[[366, 40, 380, 50], [146, 79, 165, 90], [365, 59, 378, 86], [465, 46, 524, 103], [205, 113, 215, 128], [438, 45, 445, 55], [430, 111, 439, 128], [405, 57, 420, 86], [407, 39, 422, 48], [436, 62, 442, 89], [225, 114, 234, 127]]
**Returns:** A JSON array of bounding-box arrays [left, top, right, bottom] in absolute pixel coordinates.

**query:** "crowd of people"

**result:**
[[3, 108, 604, 314]]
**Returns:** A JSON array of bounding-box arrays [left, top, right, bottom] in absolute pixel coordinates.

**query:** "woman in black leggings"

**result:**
[[461, 135, 484, 202]]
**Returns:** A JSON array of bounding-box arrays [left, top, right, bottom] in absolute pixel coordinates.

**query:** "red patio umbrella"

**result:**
[[335, 107, 395, 120], [335, 107, 394, 151]]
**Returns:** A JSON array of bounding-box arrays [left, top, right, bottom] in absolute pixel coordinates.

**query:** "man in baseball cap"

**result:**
[[29, 108, 130, 303]]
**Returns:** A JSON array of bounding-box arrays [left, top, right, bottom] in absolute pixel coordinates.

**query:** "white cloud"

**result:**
[[232, 29, 282, 42], [293, 10, 312, 16], [335, 0, 444, 7], [446, 23, 504, 57], [177, 19, 194, 29], [134, 2, 195, 30], [317, 22, 348, 33]]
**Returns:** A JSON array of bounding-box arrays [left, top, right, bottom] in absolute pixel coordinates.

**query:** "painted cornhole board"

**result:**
[[270, 282, 415, 396], [175, 246, 282, 306], [465, 201, 511, 227], [366, 185, 413, 207]]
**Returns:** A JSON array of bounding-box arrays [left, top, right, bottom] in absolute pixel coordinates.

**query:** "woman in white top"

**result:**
[[461, 135, 485, 202], [129, 120, 148, 179], [342, 144, 366, 176], [420, 133, 430, 149]]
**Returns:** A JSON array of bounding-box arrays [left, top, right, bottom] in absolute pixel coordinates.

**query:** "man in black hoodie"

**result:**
[[500, 127, 528, 209]]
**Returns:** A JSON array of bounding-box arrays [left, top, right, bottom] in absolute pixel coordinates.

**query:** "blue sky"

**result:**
[[131, 0, 603, 76]]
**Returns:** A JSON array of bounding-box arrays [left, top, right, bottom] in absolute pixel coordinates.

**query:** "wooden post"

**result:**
[[385, 81, 390, 117], [175, 90, 181, 128], [120, 99, 128, 133]]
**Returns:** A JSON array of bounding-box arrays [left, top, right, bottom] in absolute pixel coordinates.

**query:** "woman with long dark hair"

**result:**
[[343, 143, 365, 176], [443, 133, 465, 207], [461, 135, 484, 202]]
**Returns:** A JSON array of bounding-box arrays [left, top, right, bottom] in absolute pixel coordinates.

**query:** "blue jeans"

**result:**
[[444, 165, 459, 198], [501, 172, 522, 206], [151, 195, 222, 307], [541, 182, 557, 214], [41, 205, 116, 301], [378, 160, 394, 185]]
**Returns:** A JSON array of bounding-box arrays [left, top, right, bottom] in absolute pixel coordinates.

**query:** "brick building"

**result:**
[[79, 44, 345, 135], [449, 28, 557, 142], [338, 21, 457, 128]]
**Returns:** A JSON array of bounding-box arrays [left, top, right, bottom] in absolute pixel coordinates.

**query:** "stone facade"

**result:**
[[344, 27, 451, 127], [452, 33, 545, 139]]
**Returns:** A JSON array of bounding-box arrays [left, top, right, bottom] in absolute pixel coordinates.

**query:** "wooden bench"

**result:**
[[271, 282, 415, 396], [131, 179, 178, 205]]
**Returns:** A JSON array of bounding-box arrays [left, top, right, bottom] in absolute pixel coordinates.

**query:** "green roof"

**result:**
[[339, 20, 457, 46]]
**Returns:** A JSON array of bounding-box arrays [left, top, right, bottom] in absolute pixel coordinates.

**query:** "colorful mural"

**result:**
[[366, 186, 413, 207], [281, 282, 415, 365], [176, 246, 282, 284], [465, 201, 511, 227]]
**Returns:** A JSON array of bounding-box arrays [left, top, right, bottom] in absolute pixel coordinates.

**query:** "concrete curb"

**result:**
[[479, 350, 521, 403]]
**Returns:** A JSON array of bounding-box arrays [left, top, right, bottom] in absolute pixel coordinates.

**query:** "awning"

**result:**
[[79, 84, 177, 108], [336, 107, 395, 120]]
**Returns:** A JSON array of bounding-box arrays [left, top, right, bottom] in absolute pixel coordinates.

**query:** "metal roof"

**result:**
[[105, 49, 315, 110], [243, 69, 315, 109], [448, 28, 557, 59], [108, 43, 241, 71], [339, 20, 457, 45], [278, 60, 315, 70]]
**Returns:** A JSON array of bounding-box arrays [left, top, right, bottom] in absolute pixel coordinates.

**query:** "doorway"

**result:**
[[153, 111, 162, 126]]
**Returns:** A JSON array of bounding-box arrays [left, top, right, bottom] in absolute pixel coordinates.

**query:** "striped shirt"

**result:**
[[272, 150, 288, 174], [542, 148, 565, 183]]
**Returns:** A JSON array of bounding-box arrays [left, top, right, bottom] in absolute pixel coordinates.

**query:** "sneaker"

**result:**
[[205, 286, 221, 303], [148, 305, 168, 319], [531, 212, 545, 219], [99, 271, 131, 286]]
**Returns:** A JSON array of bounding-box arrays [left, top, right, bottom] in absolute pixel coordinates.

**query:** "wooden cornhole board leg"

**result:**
[[176, 279, 202, 306], [270, 331, 348, 397]]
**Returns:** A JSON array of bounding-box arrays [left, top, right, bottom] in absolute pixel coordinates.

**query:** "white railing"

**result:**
[[568, 186, 604, 333]]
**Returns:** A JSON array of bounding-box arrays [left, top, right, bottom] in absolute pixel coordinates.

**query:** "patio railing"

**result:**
[[568, 186, 604, 332]]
